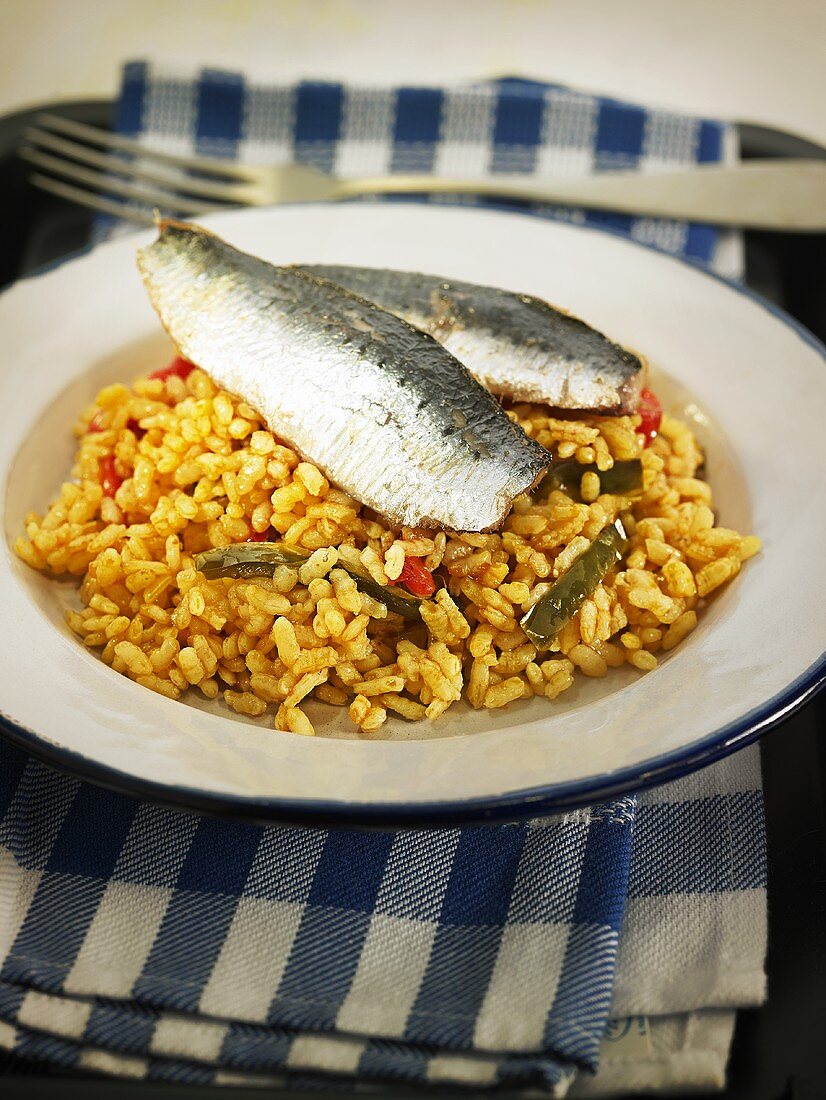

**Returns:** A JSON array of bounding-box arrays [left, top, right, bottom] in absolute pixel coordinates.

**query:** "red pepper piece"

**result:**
[[398, 556, 436, 597], [87, 411, 105, 433], [148, 357, 195, 383], [99, 455, 123, 498], [126, 418, 146, 438], [637, 388, 662, 445], [246, 529, 271, 542]]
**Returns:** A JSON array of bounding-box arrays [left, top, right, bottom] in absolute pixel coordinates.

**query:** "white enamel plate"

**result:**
[[1, 205, 824, 824]]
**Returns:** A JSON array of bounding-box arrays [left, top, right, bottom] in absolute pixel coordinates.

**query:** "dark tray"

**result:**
[[0, 101, 824, 1100]]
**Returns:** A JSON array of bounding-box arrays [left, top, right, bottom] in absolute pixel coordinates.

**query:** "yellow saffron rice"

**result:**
[[15, 366, 760, 737]]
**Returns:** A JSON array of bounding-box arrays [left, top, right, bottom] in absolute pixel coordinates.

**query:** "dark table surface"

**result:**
[[0, 101, 823, 1100]]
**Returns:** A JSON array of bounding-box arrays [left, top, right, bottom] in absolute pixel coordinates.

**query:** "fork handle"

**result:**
[[335, 160, 826, 231]]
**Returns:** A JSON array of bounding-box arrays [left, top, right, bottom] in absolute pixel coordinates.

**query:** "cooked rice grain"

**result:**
[[16, 370, 759, 737]]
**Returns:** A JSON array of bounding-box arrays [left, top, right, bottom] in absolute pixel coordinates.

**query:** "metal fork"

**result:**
[[20, 112, 826, 231]]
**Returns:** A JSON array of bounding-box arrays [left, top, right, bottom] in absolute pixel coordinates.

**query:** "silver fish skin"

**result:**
[[299, 265, 645, 414], [136, 222, 548, 532]]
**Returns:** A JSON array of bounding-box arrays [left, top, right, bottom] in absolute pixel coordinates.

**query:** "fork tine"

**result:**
[[25, 127, 254, 203], [20, 145, 231, 214], [28, 173, 156, 226], [35, 113, 258, 182]]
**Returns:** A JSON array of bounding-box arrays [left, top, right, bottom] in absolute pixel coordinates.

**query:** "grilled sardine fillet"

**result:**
[[137, 222, 548, 531], [300, 266, 645, 414]]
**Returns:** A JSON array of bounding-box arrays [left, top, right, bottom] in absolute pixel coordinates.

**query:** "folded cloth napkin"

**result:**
[[101, 62, 742, 279], [0, 64, 766, 1092], [0, 742, 765, 1093]]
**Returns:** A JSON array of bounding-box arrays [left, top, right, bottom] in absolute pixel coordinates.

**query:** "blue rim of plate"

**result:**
[[2, 208, 825, 827]]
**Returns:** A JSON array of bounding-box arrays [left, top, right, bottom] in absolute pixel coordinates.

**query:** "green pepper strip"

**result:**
[[539, 458, 643, 501], [194, 543, 423, 621], [521, 518, 629, 651]]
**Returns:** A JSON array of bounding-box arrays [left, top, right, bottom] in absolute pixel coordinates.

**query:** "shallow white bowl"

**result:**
[[1, 204, 824, 824]]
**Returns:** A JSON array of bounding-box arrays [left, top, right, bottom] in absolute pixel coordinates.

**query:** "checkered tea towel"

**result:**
[[0, 64, 766, 1093], [0, 741, 765, 1092], [100, 62, 742, 279]]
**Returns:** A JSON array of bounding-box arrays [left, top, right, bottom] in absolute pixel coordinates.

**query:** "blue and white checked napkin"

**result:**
[[0, 741, 765, 1092], [0, 64, 766, 1093], [102, 62, 743, 279]]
